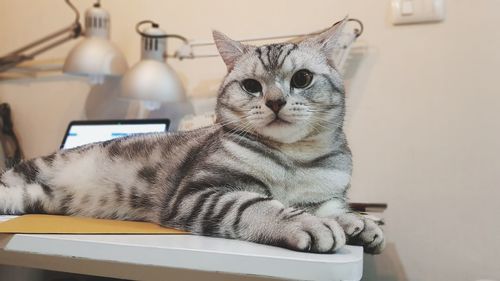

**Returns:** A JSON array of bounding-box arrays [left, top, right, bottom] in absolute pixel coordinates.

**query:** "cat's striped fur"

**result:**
[[0, 19, 385, 254]]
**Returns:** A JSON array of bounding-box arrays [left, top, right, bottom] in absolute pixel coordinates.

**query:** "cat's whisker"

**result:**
[[305, 118, 336, 132], [221, 118, 255, 146], [308, 115, 343, 127], [232, 122, 256, 146], [304, 119, 323, 136], [216, 115, 250, 127]]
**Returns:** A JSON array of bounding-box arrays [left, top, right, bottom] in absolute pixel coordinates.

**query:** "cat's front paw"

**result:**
[[335, 213, 385, 254], [278, 211, 346, 253]]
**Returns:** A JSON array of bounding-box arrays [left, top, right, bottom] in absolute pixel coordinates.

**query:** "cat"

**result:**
[[0, 18, 385, 254]]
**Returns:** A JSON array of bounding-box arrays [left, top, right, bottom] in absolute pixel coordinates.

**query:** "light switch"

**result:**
[[401, 1, 414, 15], [391, 0, 445, 25]]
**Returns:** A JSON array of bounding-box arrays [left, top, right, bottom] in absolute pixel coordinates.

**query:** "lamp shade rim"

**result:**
[[121, 60, 185, 103], [63, 37, 128, 77]]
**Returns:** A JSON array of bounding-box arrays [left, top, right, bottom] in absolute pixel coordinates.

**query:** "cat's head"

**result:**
[[214, 19, 347, 144]]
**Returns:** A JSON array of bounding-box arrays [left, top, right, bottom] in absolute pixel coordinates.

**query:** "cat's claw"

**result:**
[[335, 213, 385, 254], [281, 214, 346, 253]]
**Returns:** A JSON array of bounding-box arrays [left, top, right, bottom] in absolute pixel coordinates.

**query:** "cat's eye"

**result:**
[[291, 69, 313, 89], [241, 79, 262, 94]]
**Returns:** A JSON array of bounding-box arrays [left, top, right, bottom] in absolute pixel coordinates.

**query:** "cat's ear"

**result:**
[[213, 30, 247, 71], [304, 16, 348, 56]]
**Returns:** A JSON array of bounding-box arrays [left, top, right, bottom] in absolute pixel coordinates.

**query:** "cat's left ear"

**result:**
[[304, 16, 348, 56], [213, 30, 248, 71]]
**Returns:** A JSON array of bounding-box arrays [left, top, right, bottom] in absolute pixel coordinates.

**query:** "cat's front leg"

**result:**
[[166, 190, 346, 253], [314, 200, 386, 254], [223, 192, 347, 253]]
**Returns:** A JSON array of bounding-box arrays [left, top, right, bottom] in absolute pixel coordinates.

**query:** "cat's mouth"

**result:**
[[267, 116, 292, 126]]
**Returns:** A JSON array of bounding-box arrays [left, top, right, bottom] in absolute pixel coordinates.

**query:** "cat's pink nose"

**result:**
[[265, 99, 287, 114]]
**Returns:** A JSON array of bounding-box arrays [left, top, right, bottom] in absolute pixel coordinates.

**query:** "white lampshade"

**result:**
[[121, 60, 184, 104], [121, 23, 185, 112], [63, 3, 128, 84]]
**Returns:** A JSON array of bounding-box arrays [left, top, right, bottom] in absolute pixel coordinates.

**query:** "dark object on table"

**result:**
[[0, 103, 23, 169], [349, 202, 387, 213]]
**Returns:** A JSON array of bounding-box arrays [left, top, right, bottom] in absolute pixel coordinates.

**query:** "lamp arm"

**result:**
[[26, 32, 78, 60], [135, 20, 189, 44], [189, 18, 363, 48], [171, 18, 364, 60], [0, 0, 82, 72]]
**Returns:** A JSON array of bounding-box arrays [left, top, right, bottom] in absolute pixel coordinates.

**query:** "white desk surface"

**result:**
[[0, 233, 363, 281]]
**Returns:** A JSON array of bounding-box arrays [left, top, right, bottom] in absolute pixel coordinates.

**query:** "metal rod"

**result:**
[[0, 0, 81, 72], [4, 25, 76, 56], [189, 33, 317, 48], [174, 27, 361, 60], [135, 20, 189, 43], [26, 33, 76, 58], [189, 18, 363, 47], [0, 57, 25, 72], [65, 0, 80, 23], [167, 54, 218, 59]]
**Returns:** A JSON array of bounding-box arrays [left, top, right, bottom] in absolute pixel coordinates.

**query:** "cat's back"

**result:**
[[46, 125, 222, 189], [98, 124, 223, 164]]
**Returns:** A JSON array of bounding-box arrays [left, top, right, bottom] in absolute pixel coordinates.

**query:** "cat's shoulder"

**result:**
[[145, 125, 224, 146]]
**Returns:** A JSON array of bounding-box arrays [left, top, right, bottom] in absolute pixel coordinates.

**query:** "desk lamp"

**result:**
[[0, 0, 127, 85], [121, 21, 186, 118], [63, 1, 128, 84]]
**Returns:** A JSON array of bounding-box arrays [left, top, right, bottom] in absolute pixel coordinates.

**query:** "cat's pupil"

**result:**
[[241, 79, 262, 94], [291, 69, 313, 89]]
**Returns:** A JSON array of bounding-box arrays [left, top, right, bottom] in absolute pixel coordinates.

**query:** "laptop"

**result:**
[[60, 119, 170, 149]]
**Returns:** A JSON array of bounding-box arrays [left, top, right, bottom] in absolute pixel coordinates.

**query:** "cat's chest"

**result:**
[[221, 140, 350, 206], [268, 167, 350, 206]]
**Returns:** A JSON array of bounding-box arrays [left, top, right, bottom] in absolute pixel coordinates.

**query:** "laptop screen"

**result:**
[[61, 119, 170, 149]]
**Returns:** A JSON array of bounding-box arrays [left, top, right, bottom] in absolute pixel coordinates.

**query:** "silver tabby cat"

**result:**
[[0, 19, 384, 254]]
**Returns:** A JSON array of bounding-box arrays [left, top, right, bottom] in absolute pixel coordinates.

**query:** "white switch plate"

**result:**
[[391, 0, 445, 25]]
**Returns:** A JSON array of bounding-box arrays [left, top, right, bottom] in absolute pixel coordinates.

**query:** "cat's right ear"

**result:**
[[213, 30, 246, 71]]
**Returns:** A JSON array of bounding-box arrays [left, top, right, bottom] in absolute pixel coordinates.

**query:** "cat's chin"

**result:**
[[257, 123, 310, 144]]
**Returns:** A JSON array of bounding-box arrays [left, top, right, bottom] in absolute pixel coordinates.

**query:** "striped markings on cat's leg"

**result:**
[[173, 190, 347, 253], [335, 212, 386, 254]]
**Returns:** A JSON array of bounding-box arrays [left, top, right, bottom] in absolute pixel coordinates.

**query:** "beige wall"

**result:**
[[1, 0, 500, 280]]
